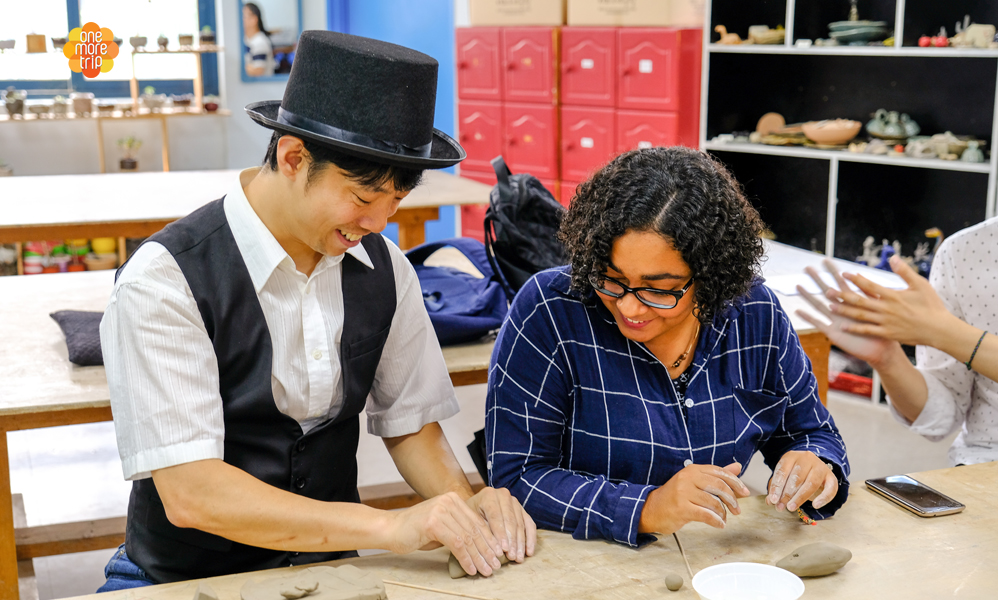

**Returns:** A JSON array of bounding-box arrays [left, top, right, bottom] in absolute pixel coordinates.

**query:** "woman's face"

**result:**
[[243, 6, 259, 30], [596, 229, 697, 347]]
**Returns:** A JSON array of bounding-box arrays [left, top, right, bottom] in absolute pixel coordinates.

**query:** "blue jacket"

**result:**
[[486, 267, 850, 546]]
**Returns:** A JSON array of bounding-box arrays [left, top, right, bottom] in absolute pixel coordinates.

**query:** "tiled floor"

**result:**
[[9, 388, 956, 599]]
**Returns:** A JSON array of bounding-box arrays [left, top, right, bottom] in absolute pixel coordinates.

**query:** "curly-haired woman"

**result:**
[[485, 147, 850, 546]]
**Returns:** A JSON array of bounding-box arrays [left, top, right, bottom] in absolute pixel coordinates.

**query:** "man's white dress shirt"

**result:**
[[101, 169, 459, 480], [888, 216, 998, 465]]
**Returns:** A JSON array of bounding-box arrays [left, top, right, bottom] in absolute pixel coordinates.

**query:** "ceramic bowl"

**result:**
[[178, 34, 194, 46], [84, 253, 118, 271], [829, 27, 889, 44], [129, 36, 147, 49], [802, 119, 862, 145], [28, 104, 50, 117], [0, 40, 15, 51], [829, 20, 887, 32], [90, 237, 116, 254], [51, 37, 68, 50], [692, 563, 804, 600]]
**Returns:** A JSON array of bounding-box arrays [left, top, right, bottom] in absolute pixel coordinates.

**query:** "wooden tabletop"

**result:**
[[61, 462, 998, 600], [0, 169, 491, 232]]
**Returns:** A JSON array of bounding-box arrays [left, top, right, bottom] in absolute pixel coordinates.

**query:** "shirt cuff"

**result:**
[[366, 394, 461, 438], [802, 460, 849, 520], [611, 483, 656, 547], [121, 439, 224, 481]]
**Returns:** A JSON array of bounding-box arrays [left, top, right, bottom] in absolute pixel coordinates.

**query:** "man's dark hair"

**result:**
[[558, 146, 766, 325], [263, 131, 424, 193]]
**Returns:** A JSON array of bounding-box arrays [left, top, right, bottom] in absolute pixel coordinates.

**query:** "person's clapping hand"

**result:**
[[794, 259, 897, 367]]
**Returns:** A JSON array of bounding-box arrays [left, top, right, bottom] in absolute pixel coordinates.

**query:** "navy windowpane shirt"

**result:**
[[486, 267, 850, 546]]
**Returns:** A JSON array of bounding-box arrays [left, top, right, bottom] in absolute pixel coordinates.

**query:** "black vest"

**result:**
[[119, 199, 396, 583]]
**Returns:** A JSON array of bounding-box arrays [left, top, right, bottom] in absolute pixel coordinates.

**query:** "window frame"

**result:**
[[0, 0, 218, 99]]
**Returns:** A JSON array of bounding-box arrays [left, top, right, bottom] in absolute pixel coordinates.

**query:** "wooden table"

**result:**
[[0, 242, 898, 600], [64, 462, 998, 600], [0, 168, 493, 272]]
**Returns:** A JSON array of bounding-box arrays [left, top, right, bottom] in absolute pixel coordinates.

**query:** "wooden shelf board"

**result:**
[[130, 45, 223, 54], [703, 141, 994, 174], [0, 109, 230, 123]]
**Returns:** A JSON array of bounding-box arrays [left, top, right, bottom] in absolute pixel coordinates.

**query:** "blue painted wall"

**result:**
[[328, 0, 457, 246]]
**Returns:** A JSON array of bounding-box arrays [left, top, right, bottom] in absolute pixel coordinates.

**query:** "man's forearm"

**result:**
[[152, 458, 394, 552], [872, 342, 929, 423], [384, 422, 474, 500]]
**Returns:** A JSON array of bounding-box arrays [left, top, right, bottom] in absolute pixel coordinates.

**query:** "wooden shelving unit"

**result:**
[[700, 0, 998, 259]]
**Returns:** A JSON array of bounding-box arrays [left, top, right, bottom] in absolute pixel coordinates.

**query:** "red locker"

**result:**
[[458, 101, 504, 174], [617, 29, 680, 112], [616, 110, 679, 153], [561, 106, 615, 183], [560, 181, 579, 207], [561, 27, 615, 107], [458, 170, 495, 242], [502, 27, 558, 105], [456, 28, 503, 101], [503, 102, 558, 181]]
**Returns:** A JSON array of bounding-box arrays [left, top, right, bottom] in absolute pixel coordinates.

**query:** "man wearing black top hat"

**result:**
[[97, 31, 535, 589]]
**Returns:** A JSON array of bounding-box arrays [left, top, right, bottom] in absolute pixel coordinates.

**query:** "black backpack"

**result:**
[[484, 156, 569, 299]]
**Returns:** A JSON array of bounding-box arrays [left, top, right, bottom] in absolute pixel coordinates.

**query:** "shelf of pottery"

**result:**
[[700, 0, 998, 263], [1, 32, 228, 173]]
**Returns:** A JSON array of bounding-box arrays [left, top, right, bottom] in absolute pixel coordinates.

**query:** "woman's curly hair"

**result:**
[[558, 146, 766, 325]]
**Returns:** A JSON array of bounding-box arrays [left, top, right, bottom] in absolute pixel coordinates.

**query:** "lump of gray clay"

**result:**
[[448, 552, 510, 578], [665, 573, 683, 591], [776, 542, 852, 577], [241, 565, 386, 600], [194, 582, 219, 600]]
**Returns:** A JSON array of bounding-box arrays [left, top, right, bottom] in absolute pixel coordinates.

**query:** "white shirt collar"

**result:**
[[224, 168, 374, 294]]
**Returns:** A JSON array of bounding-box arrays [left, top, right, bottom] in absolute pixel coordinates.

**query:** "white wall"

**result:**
[[0, 0, 326, 177]]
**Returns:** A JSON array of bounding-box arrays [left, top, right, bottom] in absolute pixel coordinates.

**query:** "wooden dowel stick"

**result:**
[[383, 579, 500, 600], [673, 532, 694, 579]]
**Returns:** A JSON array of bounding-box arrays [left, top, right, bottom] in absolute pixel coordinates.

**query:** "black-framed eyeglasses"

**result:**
[[589, 273, 694, 309]]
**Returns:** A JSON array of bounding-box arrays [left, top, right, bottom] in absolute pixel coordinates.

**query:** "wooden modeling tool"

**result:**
[[673, 532, 694, 579]]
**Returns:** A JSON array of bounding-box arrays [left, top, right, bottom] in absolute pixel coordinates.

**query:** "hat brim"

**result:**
[[245, 101, 465, 169]]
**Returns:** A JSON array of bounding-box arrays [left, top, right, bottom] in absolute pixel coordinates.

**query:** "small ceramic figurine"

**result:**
[[961, 140, 985, 163], [157, 34, 168, 50], [714, 25, 742, 44]]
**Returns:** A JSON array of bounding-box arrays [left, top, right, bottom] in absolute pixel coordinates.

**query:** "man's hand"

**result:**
[[639, 462, 751, 534], [387, 491, 504, 577], [465, 486, 537, 562], [767, 451, 838, 513]]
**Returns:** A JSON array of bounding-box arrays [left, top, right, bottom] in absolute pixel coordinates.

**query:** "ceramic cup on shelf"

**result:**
[[71, 92, 95, 117]]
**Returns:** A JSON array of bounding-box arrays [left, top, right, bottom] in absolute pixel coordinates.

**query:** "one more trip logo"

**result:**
[[65, 22, 119, 78]]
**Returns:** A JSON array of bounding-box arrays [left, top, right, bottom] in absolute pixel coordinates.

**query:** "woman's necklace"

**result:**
[[670, 320, 701, 370]]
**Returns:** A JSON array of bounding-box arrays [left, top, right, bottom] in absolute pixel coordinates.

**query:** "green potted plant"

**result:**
[[118, 136, 142, 171], [199, 25, 216, 46], [140, 85, 166, 112]]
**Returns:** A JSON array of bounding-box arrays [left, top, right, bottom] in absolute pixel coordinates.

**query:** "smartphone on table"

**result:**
[[865, 475, 965, 517]]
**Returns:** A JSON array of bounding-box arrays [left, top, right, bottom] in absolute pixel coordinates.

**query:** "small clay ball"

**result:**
[[665, 573, 684, 591]]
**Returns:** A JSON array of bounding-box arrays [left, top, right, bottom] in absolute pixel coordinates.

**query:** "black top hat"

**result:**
[[246, 30, 465, 169]]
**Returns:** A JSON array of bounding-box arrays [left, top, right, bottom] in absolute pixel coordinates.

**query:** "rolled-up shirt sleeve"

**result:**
[[887, 244, 975, 439], [487, 280, 655, 546], [364, 242, 460, 438], [100, 243, 225, 481]]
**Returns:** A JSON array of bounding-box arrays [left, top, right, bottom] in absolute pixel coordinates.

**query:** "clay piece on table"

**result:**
[[776, 542, 852, 577], [664, 572, 684, 591], [241, 565, 386, 600], [194, 582, 220, 600], [448, 552, 509, 578]]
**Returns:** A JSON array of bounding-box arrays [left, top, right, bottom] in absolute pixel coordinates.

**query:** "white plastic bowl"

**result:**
[[692, 562, 804, 600]]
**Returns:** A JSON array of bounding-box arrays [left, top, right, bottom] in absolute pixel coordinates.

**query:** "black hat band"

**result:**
[[277, 107, 433, 158]]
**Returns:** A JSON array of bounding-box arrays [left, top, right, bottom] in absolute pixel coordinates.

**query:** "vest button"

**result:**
[[296, 440, 306, 453], [295, 477, 307, 489]]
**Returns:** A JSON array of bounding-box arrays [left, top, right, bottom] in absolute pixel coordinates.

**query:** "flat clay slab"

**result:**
[[240, 565, 386, 600]]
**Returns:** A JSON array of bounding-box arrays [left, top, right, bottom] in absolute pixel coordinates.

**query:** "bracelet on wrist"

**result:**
[[966, 331, 988, 371]]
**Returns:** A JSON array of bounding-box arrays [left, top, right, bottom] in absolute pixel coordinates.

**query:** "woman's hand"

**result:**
[[795, 260, 898, 367], [639, 462, 751, 534], [822, 255, 957, 348], [767, 451, 838, 513]]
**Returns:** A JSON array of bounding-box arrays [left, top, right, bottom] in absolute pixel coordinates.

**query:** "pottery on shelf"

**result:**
[[866, 109, 909, 141], [802, 119, 862, 145], [157, 35, 169, 50], [51, 37, 68, 50], [129, 36, 147, 50], [748, 25, 785, 45], [203, 95, 220, 112], [28, 103, 50, 118], [828, 20, 890, 45], [70, 92, 95, 116], [4, 87, 26, 118], [199, 26, 216, 45], [51, 96, 69, 117], [97, 103, 116, 116], [961, 141, 985, 163], [0, 39, 14, 52], [178, 34, 194, 47], [141, 93, 167, 112], [170, 94, 193, 111]]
